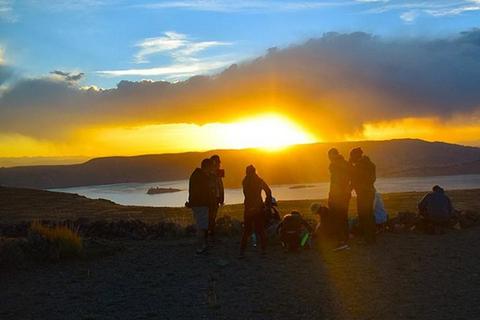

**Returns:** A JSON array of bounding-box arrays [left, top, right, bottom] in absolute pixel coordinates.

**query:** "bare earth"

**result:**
[[1, 187, 480, 319]]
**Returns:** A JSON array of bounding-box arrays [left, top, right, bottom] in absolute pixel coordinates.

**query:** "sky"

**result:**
[[1, 0, 480, 162]]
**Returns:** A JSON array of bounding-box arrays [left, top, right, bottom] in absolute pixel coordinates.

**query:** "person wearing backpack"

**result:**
[[277, 211, 314, 252]]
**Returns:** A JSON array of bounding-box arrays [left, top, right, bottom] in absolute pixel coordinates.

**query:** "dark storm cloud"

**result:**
[[50, 70, 85, 82], [1, 30, 480, 139]]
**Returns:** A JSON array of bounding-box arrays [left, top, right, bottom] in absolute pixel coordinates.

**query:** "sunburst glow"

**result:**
[[216, 114, 317, 150]]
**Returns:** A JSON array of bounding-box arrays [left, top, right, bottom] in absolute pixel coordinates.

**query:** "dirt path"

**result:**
[[2, 228, 480, 320]]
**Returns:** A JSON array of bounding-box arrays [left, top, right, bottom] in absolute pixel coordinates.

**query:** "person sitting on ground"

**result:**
[[239, 165, 272, 258], [187, 158, 216, 254], [276, 211, 314, 252], [418, 185, 456, 233]]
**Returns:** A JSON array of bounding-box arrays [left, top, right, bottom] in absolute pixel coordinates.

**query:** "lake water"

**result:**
[[50, 174, 480, 207]]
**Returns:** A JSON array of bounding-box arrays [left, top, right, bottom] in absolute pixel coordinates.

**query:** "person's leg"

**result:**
[[331, 199, 350, 244], [208, 205, 218, 239], [240, 215, 253, 255], [357, 192, 376, 244], [193, 207, 209, 253], [253, 214, 267, 254]]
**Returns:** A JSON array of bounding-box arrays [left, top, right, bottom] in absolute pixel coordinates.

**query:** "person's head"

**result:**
[[245, 164, 256, 176], [210, 155, 221, 169], [310, 203, 328, 217], [328, 148, 339, 161], [432, 185, 444, 193], [349, 147, 363, 163], [201, 158, 213, 173], [291, 210, 301, 216]]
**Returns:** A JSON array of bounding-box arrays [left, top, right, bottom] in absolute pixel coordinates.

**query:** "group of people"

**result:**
[[187, 147, 457, 256]]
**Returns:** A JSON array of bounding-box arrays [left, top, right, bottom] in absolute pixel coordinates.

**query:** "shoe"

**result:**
[[196, 246, 208, 255], [333, 243, 350, 252]]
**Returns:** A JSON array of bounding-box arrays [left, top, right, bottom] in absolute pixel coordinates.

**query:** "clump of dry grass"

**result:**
[[30, 221, 83, 259]]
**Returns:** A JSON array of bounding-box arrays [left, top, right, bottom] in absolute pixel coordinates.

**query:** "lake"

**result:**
[[50, 174, 480, 207]]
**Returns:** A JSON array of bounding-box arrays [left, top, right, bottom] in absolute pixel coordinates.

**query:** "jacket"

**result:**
[[351, 156, 376, 194], [188, 168, 216, 207], [242, 173, 272, 213], [328, 154, 352, 201], [418, 190, 453, 219]]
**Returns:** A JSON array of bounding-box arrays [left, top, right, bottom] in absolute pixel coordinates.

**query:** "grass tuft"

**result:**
[[30, 221, 83, 259]]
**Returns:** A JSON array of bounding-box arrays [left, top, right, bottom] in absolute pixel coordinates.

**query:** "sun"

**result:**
[[219, 114, 317, 150]]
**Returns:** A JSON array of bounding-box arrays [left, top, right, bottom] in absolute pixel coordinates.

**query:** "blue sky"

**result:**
[[1, 0, 480, 88]]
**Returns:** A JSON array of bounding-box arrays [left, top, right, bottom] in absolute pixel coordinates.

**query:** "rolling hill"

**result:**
[[1, 139, 480, 189]]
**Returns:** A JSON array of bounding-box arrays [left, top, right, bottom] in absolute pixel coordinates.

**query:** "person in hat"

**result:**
[[328, 148, 352, 251], [349, 147, 377, 244], [239, 165, 272, 258]]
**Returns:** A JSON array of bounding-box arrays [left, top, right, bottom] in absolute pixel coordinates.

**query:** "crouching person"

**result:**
[[418, 185, 456, 234], [277, 211, 313, 252]]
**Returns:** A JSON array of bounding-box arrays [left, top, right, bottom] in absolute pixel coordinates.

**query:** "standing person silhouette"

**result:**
[[187, 158, 216, 254], [328, 148, 352, 251], [208, 155, 225, 243], [239, 165, 272, 258], [349, 147, 377, 244]]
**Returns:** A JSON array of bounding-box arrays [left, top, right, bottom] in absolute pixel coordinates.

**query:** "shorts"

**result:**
[[192, 207, 209, 230]]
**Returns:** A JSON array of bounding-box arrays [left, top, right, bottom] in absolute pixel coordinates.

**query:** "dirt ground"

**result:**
[[2, 227, 480, 320]]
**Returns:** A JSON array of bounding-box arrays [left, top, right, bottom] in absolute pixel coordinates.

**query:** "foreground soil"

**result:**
[[2, 229, 480, 320], [1, 186, 480, 319]]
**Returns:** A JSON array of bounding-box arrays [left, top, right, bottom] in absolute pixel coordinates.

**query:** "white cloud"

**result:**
[[134, 31, 230, 64], [359, 0, 480, 18], [400, 10, 417, 23], [139, 0, 346, 12], [98, 31, 234, 79], [0, 46, 4, 64], [97, 59, 233, 77], [0, 0, 17, 22]]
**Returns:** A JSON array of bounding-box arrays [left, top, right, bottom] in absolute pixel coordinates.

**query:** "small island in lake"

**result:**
[[146, 187, 182, 195], [289, 184, 316, 189]]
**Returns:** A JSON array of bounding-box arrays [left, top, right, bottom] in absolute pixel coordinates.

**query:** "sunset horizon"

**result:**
[[2, 1, 480, 161]]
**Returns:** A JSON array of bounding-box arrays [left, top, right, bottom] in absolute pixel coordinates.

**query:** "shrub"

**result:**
[[30, 221, 83, 260]]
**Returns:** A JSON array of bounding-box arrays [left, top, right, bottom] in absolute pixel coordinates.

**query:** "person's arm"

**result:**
[[418, 193, 429, 216], [188, 173, 194, 204], [276, 219, 284, 234], [301, 218, 314, 233], [219, 178, 225, 205], [261, 179, 272, 205], [447, 196, 454, 216]]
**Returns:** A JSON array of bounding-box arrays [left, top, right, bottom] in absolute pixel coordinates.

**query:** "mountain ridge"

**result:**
[[1, 139, 480, 189]]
